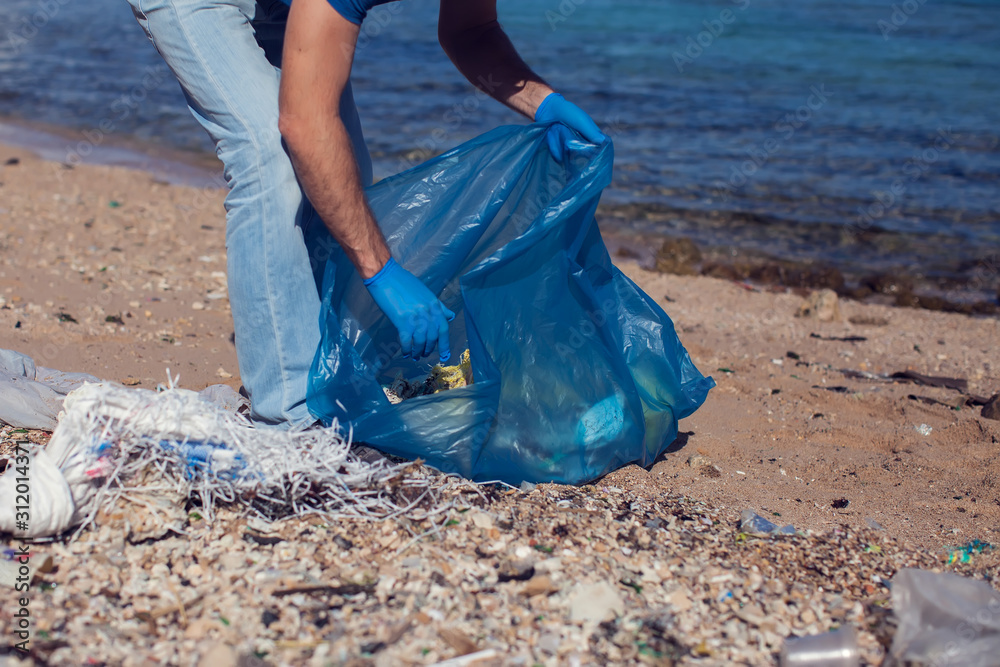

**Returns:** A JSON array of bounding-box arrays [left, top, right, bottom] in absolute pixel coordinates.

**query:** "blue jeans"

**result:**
[[125, 0, 373, 425]]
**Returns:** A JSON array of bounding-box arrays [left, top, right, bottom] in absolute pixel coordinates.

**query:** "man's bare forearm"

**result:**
[[283, 114, 390, 280], [439, 6, 554, 119], [279, 0, 390, 280]]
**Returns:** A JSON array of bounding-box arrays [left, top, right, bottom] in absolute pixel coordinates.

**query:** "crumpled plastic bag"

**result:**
[[887, 568, 1000, 667], [0, 348, 100, 430], [0, 447, 75, 539], [307, 124, 714, 486]]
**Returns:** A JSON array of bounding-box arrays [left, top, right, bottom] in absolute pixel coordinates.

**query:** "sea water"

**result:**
[[1, 0, 997, 290]]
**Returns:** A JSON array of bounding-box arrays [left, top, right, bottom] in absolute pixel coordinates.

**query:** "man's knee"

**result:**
[[223, 122, 293, 184]]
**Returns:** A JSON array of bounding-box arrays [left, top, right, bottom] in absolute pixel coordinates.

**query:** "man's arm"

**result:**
[[438, 0, 552, 119], [278, 0, 389, 280], [438, 0, 606, 155], [279, 0, 454, 361]]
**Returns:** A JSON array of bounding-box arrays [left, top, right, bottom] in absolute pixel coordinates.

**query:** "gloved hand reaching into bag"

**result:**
[[364, 258, 455, 362], [534, 92, 607, 160]]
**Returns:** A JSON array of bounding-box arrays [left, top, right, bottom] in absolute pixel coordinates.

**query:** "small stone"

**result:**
[[497, 560, 535, 583], [796, 289, 840, 322], [569, 582, 624, 622], [191, 301, 205, 310], [469, 510, 494, 530], [982, 394, 1000, 421], [736, 603, 766, 627], [687, 453, 711, 468], [439, 627, 478, 656], [521, 575, 558, 598], [185, 617, 217, 640], [640, 568, 662, 585], [218, 553, 245, 570], [538, 633, 561, 655], [667, 589, 692, 612], [198, 643, 237, 667], [534, 557, 562, 574]]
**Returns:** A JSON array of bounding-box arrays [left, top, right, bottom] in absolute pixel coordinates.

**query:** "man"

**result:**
[[125, 0, 605, 426]]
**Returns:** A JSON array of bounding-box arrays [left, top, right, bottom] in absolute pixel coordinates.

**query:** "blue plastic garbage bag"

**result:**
[[307, 124, 714, 486]]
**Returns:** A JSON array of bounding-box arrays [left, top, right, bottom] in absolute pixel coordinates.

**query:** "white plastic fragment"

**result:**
[[0, 380, 467, 539]]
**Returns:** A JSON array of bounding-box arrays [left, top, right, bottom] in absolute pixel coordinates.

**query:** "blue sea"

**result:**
[[1, 0, 998, 295]]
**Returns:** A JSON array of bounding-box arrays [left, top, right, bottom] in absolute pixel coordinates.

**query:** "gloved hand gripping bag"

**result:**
[[307, 124, 715, 486]]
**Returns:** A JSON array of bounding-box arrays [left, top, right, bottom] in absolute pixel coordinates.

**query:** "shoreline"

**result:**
[[3, 114, 996, 312], [0, 115, 222, 188], [598, 203, 1000, 310], [601, 228, 1000, 317]]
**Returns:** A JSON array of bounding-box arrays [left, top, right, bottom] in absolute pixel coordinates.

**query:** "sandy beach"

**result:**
[[2, 143, 999, 665]]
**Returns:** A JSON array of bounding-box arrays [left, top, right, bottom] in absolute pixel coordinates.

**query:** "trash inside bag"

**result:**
[[307, 124, 715, 485], [886, 568, 1000, 667], [383, 350, 474, 404]]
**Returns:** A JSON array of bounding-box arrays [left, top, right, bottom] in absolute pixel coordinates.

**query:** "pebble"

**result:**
[[982, 393, 1000, 421], [469, 510, 494, 530], [568, 582, 624, 622], [688, 453, 711, 468], [537, 632, 561, 655], [521, 575, 558, 598], [197, 643, 236, 667], [4, 464, 996, 666], [796, 289, 840, 322], [668, 589, 693, 612]]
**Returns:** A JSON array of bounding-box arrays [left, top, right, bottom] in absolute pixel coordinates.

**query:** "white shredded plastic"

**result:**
[[0, 380, 475, 539]]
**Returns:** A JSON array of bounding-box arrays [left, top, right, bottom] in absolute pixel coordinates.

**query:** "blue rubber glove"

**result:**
[[364, 258, 455, 362], [534, 93, 606, 160]]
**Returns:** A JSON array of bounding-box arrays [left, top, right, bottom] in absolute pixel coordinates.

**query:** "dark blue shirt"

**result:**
[[279, 0, 397, 25]]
